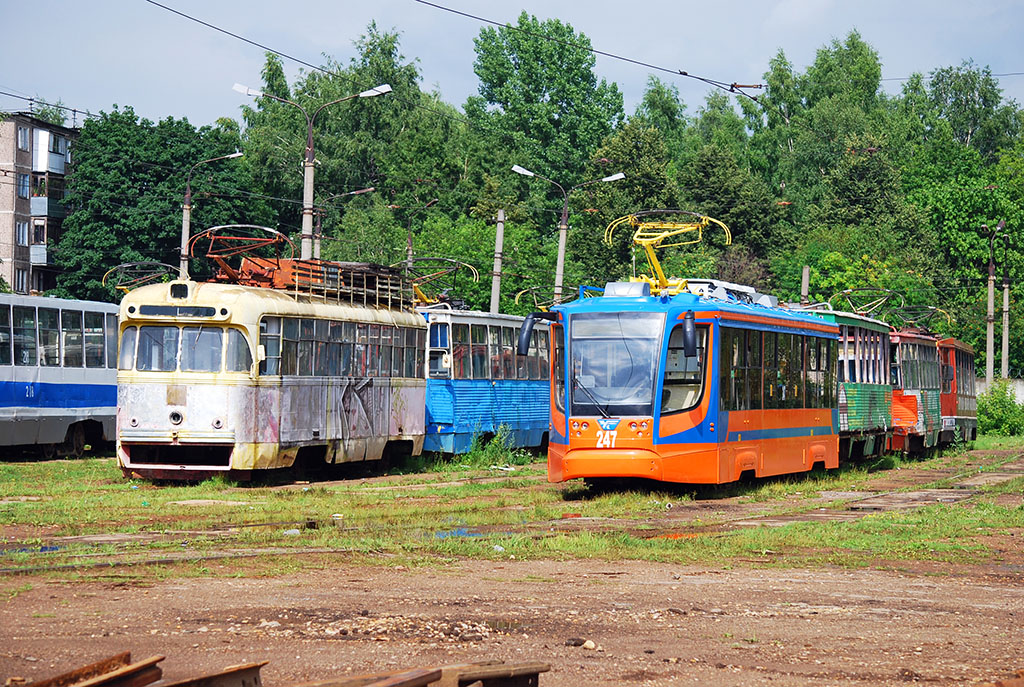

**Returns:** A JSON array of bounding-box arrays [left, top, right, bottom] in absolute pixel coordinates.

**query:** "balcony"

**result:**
[[30, 244, 48, 265], [30, 196, 65, 219]]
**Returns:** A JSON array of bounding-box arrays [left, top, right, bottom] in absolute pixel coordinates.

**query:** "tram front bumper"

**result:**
[[551, 447, 667, 482]]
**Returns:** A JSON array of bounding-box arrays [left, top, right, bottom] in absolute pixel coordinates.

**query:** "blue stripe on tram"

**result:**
[[0, 381, 117, 409]]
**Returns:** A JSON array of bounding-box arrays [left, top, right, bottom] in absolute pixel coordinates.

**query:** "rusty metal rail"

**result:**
[[23, 656, 548, 687]]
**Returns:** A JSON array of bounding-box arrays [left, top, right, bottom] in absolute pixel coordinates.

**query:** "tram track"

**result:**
[[4, 456, 1021, 575]]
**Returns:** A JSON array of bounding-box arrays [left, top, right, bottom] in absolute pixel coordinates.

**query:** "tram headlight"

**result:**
[[581, 422, 589, 431], [572, 421, 579, 430], [169, 411, 184, 426], [641, 421, 648, 430], [630, 422, 638, 431]]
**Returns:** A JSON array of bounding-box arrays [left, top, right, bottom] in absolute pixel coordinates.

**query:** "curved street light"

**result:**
[[180, 151, 243, 279], [233, 82, 392, 259], [512, 165, 625, 303]]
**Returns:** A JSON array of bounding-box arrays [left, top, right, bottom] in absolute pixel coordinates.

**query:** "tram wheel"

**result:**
[[40, 443, 57, 460], [67, 424, 86, 458]]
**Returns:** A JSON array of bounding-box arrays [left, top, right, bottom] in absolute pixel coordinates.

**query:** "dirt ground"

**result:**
[[2, 555, 1023, 686], [3, 452, 1024, 686]]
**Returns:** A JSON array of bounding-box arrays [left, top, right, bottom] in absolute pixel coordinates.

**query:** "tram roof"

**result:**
[[555, 285, 839, 336], [794, 308, 892, 332], [120, 279, 425, 327]]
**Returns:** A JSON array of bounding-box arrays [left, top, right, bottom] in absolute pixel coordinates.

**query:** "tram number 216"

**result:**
[[595, 429, 618, 448]]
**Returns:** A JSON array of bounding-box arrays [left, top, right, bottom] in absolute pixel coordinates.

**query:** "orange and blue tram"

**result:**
[[519, 279, 839, 484]]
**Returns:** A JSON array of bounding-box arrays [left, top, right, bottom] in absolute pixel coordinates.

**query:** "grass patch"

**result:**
[[2, 436, 1021, 578]]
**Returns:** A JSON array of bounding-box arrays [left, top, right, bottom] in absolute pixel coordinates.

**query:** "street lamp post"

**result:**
[[180, 151, 243, 279], [233, 82, 392, 260], [512, 165, 624, 304], [314, 187, 375, 259]]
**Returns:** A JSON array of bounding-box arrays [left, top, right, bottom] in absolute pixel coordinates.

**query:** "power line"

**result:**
[[412, 0, 764, 102], [142, 0, 473, 129]]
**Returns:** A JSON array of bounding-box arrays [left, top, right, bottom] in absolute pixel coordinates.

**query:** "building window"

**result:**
[[17, 174, 30, 198], [14, 269, 28, 294], [33, 220, 45, 244], [49, 135, 67, 155], [17, 126, 30, 151], [16, 222, 29, 246]]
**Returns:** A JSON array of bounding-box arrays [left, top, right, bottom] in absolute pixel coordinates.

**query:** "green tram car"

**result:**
[[812, 310, 893, 460]]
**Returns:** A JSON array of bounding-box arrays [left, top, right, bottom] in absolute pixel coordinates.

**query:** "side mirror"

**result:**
[[518, 311, 557, 356], [682, 310, 697, 358]]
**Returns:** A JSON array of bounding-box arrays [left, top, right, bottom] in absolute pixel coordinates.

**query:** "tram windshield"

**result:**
[[119, 325, 252, 373], [569, 312, 665, 416]]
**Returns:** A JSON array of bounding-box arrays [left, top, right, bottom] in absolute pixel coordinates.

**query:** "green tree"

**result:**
[[464, 11, 624, 189], [55, 107, 269, 300], [928, 60, 1023, 162]]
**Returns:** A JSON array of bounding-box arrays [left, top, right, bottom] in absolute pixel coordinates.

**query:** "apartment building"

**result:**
[[0, 112, 76, 294]]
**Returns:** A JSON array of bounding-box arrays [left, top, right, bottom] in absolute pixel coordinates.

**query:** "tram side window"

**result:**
[[806, 337, 824, 407], [314, 319, 330, 376], [389, 327, 401, 377], [662, 324, 708, 414], [260, 317, 282, 375], [367, 324, 380, 377], [403, 328, 418, 378], [281, 318, 299, 376], [415, 329, 426, 378], [226, 328, 253, 372], [527, 329, 541, 380], [106, 314, 118, 369], [822, 339, 835, 407], [553, 326, 565, 411], [118, 327, 136, 370], [471, 324, 488, 380], [538, 329, 550, 381], [502, 327, 517, 380], [85, 312, 106, 368], [721, 327, 763, 412], [38, 308, 60, 366], [137, 326, 178, 372], [62, 310, 83, 367], [763, 332, 780, 409], [378, 325, 391, 378], [12, 306, 37, 366], [328, 321, 344, 376], [452, 323, 470, 379], [0, 304, 11, 365], [488, 325, 502, 380], [341, 322, 355, 376], [298, 319, 314, 376], [429, 323, 450, 379], [355, 323, 369, 376]]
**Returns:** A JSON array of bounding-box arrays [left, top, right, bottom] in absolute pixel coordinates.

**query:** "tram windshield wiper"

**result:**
[[572, 374, 611, 418]]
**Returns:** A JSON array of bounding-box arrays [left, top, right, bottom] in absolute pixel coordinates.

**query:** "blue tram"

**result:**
[[0, 293, 119, 456], [419, 305, 550, 453]]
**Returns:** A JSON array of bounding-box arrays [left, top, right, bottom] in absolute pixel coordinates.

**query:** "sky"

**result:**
[[2, 0, 1023, 128]]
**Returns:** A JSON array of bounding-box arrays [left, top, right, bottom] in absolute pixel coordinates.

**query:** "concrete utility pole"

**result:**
[[983, 220, 1006, 385], [1002, 234, 1011, 378], [511, 165, 625, 304], [180, 152, 242, 279], [800, 265, 810, 305], [233, 82, 391, 260], [490, 209, 505, 314]]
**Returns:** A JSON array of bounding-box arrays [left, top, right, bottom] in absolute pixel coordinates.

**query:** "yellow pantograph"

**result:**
[[604, 211, 731, 296]]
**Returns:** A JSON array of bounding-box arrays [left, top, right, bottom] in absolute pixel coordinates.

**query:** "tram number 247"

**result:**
[[595, 429, 618, 448]]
